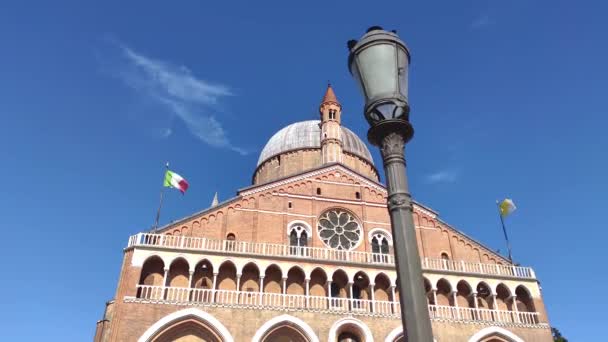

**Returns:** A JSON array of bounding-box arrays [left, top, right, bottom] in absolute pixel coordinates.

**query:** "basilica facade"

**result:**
[[94, 86, 552, 342]]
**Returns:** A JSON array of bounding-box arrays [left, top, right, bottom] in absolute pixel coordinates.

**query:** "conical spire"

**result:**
[[321, 83, 340, 106], [211, 192, 219, 207]]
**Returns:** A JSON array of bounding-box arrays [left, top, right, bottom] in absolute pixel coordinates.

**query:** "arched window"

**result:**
[[226, 233, 236, 251], [355, 191, 361, 199], [288, 223, 309, 256], [370, 230, 391, 263], [298, 231, 308, 248], [441, 252, 450, 260], [317, 187, 322, 195], [290, 230, 298, 247]]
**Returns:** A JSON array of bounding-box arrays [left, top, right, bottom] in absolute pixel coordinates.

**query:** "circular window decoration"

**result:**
[[317, 209, 362, 250]]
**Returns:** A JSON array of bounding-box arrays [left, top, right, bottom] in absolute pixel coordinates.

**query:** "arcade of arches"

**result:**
[[137, 256, 537, 315]]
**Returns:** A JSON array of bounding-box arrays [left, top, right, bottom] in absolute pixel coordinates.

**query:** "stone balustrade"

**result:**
[[128, 233, 535, 279], [127, 285, 546, 328]]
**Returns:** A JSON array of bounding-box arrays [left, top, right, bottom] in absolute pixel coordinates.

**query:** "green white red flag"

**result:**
[[163, 170, 189, 194]]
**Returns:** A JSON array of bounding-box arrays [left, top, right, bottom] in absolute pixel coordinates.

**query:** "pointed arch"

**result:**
[[251, 314, 319, 342], [286, 265, 306, 295], [138, 308, 233, 342], [467, 326, 524, 342], [263, 264, 283, 294], [385, 326, 404, 342], [436, 278, 453, 306], [495, 283, 512, 311], [328, 317, 374, 342], [139, 255, 165, 286]]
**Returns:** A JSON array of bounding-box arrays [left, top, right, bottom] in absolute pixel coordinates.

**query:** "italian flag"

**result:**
[[164, 170, 189, 194]]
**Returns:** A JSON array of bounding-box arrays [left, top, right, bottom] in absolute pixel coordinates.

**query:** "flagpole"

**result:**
[[153, 162, 169, 233], [496, 200, 514, 264]]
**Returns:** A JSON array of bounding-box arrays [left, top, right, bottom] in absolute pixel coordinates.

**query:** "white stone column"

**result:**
[[327, 280, 332, 309], [490, 294, 498, 322], [212, 273, 218, 290], [188, 271, 194, 301], [305, 278, 310, 307], [188, 271, 194, 288], [211, 273, 218, 303], [348, 282, 354, 312], [471, 292, 479, 320], [369, 283, 375, 313], [236, 274, 242, 304], [510, 295, 520, 323], [282, 277, 287, 306], [162, 268, 170, 300], [163, 268, 170, 286], [390, 285, 397, 314], [472, 293, 479, 310], [432, 289, 438, 306], [452, 291, 459, 319], [259, 276, 265, 305]]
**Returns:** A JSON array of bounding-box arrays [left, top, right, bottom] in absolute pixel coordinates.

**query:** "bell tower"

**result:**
[[319, 84, 343, 164]]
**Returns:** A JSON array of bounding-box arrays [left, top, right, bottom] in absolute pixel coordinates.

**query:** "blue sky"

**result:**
[[0, 0, 605, 340]]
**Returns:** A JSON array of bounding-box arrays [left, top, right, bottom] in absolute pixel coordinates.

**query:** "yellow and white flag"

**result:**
[[498, 199, 516, 218]]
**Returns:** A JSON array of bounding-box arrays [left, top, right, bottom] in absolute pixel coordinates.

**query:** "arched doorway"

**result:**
[[138, 309, 233, 342], [261, 325, 310, 342], [251, 315, 319, 342], [467, 326, 525, 342], [328, 317, 373, 342], [151, 319, 222, 342]]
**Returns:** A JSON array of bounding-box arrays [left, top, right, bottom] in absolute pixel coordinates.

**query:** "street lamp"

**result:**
[[348, 27, 434, 342]]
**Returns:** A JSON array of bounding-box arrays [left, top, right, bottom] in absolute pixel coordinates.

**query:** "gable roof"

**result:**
[[150, 163, 510, 263]]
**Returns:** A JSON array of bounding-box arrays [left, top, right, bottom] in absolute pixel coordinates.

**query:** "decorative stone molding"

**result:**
[[287, 220, 312, 239], [467, 326, 525, 342], [384, 327, 403, 342], [137, 308, 233, 342], [368, 228, 394, 246], [241, 164, 387, 197], [328, 317, 374, 342], [251, 314, 320, 342]]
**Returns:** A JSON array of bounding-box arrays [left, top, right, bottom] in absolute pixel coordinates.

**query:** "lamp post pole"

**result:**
[[348, 27, 434, 341], [373, 122, 434, 342]]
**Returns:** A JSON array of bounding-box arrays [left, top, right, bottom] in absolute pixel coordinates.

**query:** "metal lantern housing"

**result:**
[[348, 26, 412, 145]]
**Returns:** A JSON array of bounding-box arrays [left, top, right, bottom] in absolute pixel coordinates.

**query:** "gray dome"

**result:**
[[257, 120, 374, 166]]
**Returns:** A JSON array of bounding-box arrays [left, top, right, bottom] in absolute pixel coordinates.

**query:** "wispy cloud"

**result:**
[[115, 44, 246, 155], [471, 14, 491, 30], [426, 169, 459, 184], [161, 127, 173, 138]]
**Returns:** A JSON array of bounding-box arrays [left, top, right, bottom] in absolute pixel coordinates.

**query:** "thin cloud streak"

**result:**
[[426, 170, 458, 184], [471, 14, 491, 30], [116, 44, 247, 155]]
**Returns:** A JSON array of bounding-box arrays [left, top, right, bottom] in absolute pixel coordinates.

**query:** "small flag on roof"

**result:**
[[164, 169, 189, 194], [498, 198, 516, 218]]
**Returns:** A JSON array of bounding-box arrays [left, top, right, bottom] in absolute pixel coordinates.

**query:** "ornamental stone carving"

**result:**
[[317, 209, 362, 250]]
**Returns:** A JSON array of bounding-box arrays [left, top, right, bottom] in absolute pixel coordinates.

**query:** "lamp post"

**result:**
[[347, 27, 434, 341]]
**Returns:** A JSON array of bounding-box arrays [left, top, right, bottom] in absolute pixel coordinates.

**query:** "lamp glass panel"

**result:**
[[397, 47, 409, 101], [356, 43, 397, 100]]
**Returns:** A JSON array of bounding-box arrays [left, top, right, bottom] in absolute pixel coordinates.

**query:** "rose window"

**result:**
[[317, 209, 362, 250]]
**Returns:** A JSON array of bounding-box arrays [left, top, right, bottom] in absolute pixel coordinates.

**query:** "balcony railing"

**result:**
[[129, 233, 394, 265], [128, 285, 546, 327], [128, 233, 535, 279], [420, 258, 535, 278]]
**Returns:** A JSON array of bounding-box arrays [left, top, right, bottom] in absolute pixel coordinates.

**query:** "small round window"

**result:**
[[317, 209, 362, 250]]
